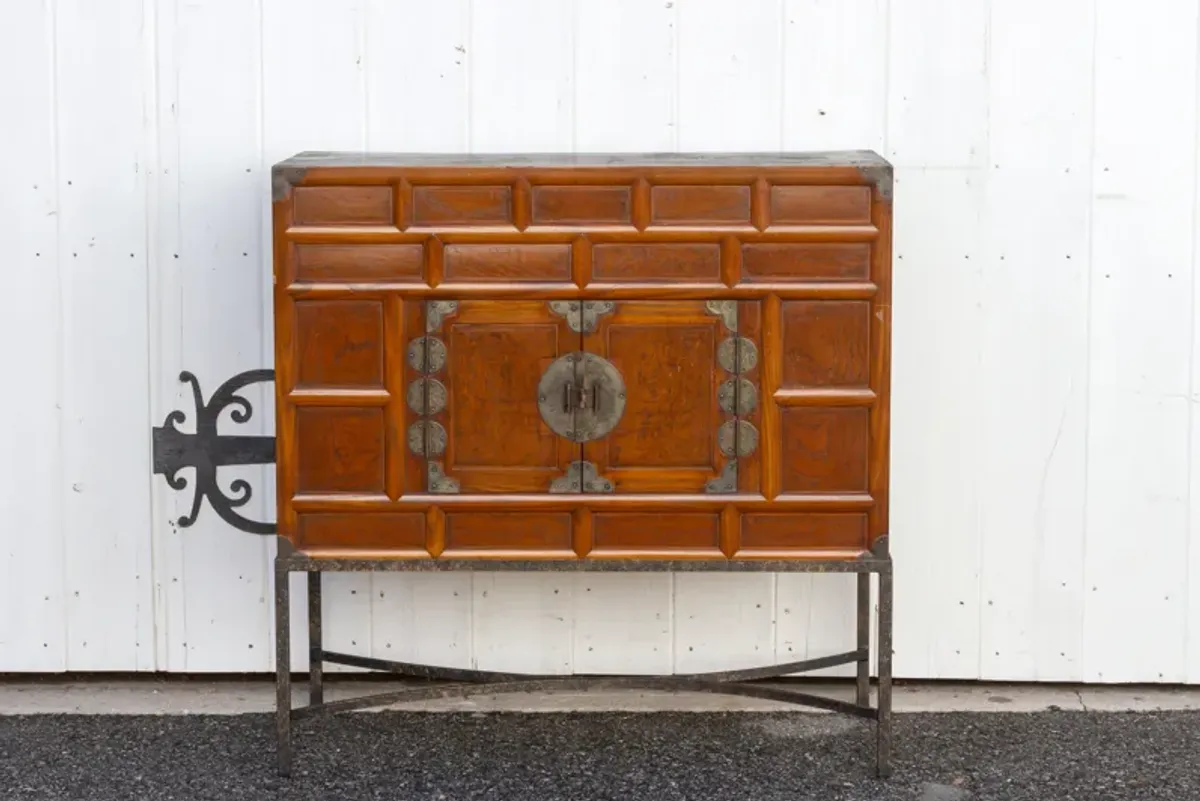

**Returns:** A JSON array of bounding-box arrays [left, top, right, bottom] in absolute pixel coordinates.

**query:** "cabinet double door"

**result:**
[[408, 299, 760, 495]]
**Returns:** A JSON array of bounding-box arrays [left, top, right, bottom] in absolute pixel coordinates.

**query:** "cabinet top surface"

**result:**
[[273, 149, 891, 171]]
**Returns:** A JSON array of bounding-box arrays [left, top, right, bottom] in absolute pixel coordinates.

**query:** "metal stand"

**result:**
[[273, 537, 894, 779]]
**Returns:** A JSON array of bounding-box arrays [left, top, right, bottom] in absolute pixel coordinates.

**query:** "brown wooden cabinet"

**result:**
[[269, 152, 896, 778], [272, 152, 893, 562]]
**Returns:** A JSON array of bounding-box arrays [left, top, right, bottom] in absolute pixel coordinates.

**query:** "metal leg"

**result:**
[[876, 566, 893, 778], [308, 571, 323, 706], [274, 559, 292, 778], [856, 572, 870, 707]]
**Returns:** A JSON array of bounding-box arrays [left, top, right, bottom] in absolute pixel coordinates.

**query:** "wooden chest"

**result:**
[[270, 152, 892, 563]]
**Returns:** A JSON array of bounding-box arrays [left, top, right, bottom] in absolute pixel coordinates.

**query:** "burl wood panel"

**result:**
[[741, 243, 871, 282], [295, 407, 386, 494], [591, 512, 722, 555], [651, 185, 751, 225], [412, 185, 512, 226], [583, 301, 729, 493], [294, 300, 384, 388], [779, 407, 869, 493], [443, 244, 572, 283], [293, 244, 423, 283], [296, 512, 426, 551], [737, 513, 867, 553], [443, 512, 574, 556], [781, 301, 870, 387], [292, 185, 393, 226], [531, 185, 631, 225], [769, 185, 871, 226], [431, 300, 580, 493], [591, 243, 722, 282]]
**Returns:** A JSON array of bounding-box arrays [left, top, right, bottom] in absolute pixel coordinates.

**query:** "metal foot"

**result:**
[[856, 572, 870, 707], [308, 572, 323, 706], [274, 559, 292, 778], [876, 566, 894, 778]]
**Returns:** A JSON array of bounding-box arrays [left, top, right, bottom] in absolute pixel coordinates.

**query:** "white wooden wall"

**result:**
[[2, 0, 1199, 684]]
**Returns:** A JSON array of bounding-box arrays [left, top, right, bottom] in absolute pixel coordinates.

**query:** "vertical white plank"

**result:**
[[0, 0, 67, 671], [1192, 22, 1200, 688], [1085, 0, 1198, 683], [365, 0, 475, 669], [976, 0, 1094, 682], [465, 0, 577, 673], [775, 0, 889, 678], [261, 0, 368, 672], [365, 0, 469, 151], [469, 0, 575, 152], [781, 0, 887, 151], [671, 0, 784, 672], [887, 0, 988, 169], [55, 0, 156, 670], [888, 168, 986, 680], [569, 0, 678, 674], [574, 0, 676, 151], [472, 574, 572, 674], [677, 0, 783, 151], [145, 0, 275, 674]]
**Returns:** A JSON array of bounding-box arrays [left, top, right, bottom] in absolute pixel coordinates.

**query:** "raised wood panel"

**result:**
[[781, 300, 870, 387], [430, 300, 581, 493], [443, 512, 574, 555], [293, 243, 423, 283], [295, 407, 386, 494], [651, 185, 751, 225], [583, 300, 729, 493], [292, 185, 393, 226], [769, 185, 871, 225], [591, 243, 721, 281], [779, 407, 869, 493], [443, 244, 572, 282], [532, 185, 632, 225], [737, 512, 868, 553], [294, 299, 384, 389], [296, 512, 426, 551], [412, 185, 513, 226], [741, 243, 871, 282], [591, 512, 721, 554]]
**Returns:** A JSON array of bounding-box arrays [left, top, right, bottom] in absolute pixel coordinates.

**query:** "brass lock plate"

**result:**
[[537, 352, 626, 443]]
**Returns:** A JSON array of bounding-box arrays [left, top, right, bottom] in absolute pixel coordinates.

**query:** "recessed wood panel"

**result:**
[[531, 185, 632, 225], [583, 301, 729, 493], [591, 512, 720, 552], [781, 301, 870, 387], [430, 300, 580, 493], [294, 300, 383, 388], [651, 185, 751, 225], [741, 243, 871, 281], [738, 513, 867, 551], [296, 512, 426, 551], [295, 407, 385, 493], [444, 512, 573, 554], [443, 244, 572, 282], [292, 185, 393, 226], [293, 244, 424, 283], [770, 185, 871, 225], [591, 243, 721, 281], [780, 408, 869, 492], [412, 185, 512, 226]]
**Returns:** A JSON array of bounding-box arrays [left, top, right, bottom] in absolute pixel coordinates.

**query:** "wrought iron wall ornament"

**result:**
[[152, 369, 277, 535]]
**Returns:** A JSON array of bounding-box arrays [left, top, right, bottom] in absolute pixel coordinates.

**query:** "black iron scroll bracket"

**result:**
[[152, 369, 277, 535]]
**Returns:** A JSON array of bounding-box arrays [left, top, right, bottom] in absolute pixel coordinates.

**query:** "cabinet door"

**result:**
[[416, 299, 582, 493], [580, 300, 746, 493]]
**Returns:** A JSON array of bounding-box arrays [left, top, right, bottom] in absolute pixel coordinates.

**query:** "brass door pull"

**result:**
[[537, 352, 626, 443]]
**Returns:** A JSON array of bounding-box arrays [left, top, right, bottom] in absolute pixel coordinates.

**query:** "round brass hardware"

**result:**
[[407, 378, 447, 416], [406, 336, 446, 374], [536, 351, 627, 443], [717, 420, 759, 458], [717, 378, 758, 415]]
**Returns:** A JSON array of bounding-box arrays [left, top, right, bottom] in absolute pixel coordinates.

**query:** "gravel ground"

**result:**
[[1, 709, 1196, 800]]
